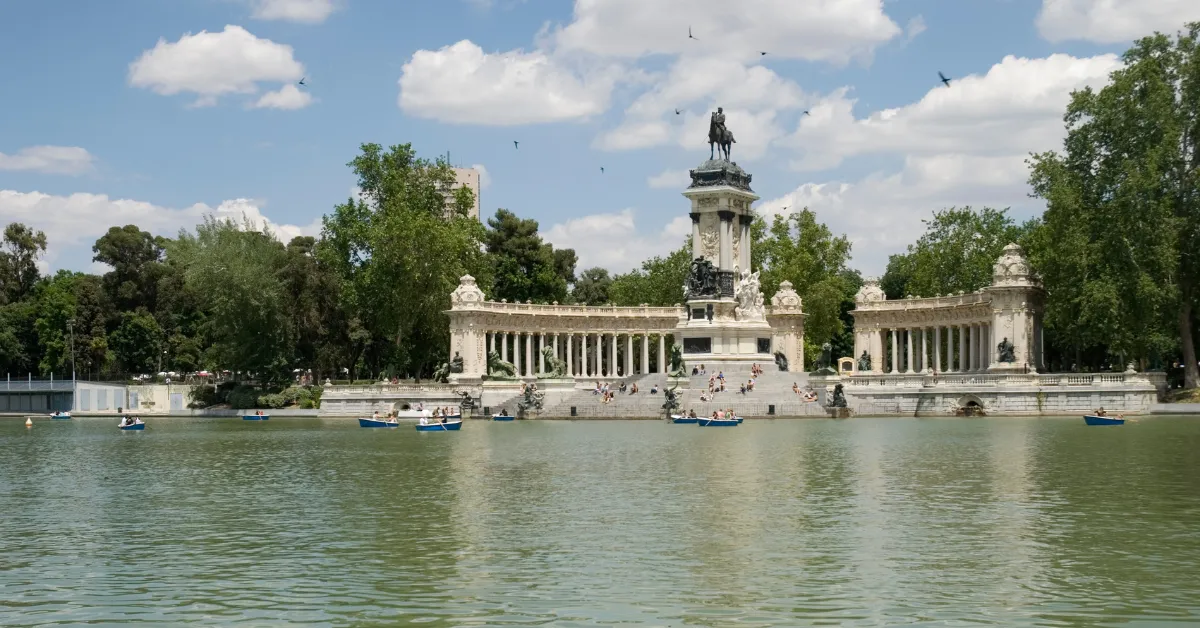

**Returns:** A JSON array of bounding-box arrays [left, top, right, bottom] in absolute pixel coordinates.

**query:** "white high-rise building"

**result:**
[[445, 167, 481, 220]]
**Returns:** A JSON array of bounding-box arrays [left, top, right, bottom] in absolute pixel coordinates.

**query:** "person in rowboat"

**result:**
[[1095, 407, 1106, 417]]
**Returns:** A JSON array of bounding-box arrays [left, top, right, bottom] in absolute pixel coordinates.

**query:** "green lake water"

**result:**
[[2, 416, 1199, 626]]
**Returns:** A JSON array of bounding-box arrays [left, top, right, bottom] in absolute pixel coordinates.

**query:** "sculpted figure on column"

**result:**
[[708, 107, 736, 161]]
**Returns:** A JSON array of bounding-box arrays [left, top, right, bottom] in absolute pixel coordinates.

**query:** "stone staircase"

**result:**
[[675, 368, 826, 418], [533, 367, 832, 418], [538, 373, 671, 418]]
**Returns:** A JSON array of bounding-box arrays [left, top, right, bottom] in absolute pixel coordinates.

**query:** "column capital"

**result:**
[[717, 210, 735, 222], [739, 213, 754, 226], [690, 212, 701, 223]]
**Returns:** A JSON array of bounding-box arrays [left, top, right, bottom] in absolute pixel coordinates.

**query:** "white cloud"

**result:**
[[252, 84, 313, 109], [596, 56, 809, 160], [0, 190, 320, 270], [553, 0, 901, 64], [785, 53, 1122, 171], [1036, 0, 1200, 43], [761, 154, 1035, 276], [250, 0, 337, 23], [398, 40, 616, 125], [647, 168, 690, 189], [905, 16, 927, 41], [471, 163, 492, 190], [544, 209, 690, 274], [128, 25, 305, 108], [0, 146, 94, 175]]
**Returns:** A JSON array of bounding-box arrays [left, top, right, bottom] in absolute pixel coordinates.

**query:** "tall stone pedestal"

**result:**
[[679, 158, 774, 371]]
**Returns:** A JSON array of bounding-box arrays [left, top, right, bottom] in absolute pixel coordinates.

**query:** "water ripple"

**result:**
[[2, 416, 1199, 625]]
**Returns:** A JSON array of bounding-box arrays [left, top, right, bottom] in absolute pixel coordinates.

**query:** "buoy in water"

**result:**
[[25, 417, 33, 427]]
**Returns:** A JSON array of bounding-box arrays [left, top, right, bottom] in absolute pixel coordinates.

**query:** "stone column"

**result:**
[[642, 333, 650, 375], [488, 332, 495, 357], [626, 334, 634, 377], [934, 327, 942, 373], [947, 326, 955, 372], [538, 333, 545, 374], [984, 324, 992, 370], [566, 334, 573, 376], [905, 329, 914, 373], [582, 334, 590, 377], [609, 332, 617, 377], [690, 212, 701, 259], [891, 329, 899, 374], [964, 324, 974, 374], [718, 210, 734, 271], [738, 214, 753, 271], [658, 334, 666, 374], [596, 333, 604, 377]]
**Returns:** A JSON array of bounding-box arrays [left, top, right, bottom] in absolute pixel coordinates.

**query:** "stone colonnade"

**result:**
[[851, 243, 1045, 375], [448, 275, 682, 380], [866, 324, 994, 374], [483, 330, 672, 379]]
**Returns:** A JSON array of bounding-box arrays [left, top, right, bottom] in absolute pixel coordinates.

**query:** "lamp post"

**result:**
[[67, 318, 76, 412], [66, 319, 76, 383]]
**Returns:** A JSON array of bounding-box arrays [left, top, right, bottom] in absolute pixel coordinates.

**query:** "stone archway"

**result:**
[[955, 394, 986, 417]]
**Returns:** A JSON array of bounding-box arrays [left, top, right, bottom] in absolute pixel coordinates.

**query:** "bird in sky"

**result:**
[[513, 141, 519, 149], [298, 77, 306, 86], [675, 108, 681, 115], [938, 71, 952, 87], [803, 110, 811, 116], [760, 51, 768, 56], [600, 167, 605, 173], [688, 26, 699, 41]]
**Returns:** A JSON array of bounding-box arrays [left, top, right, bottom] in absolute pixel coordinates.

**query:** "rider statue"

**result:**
[[709, 107, 735, 161]]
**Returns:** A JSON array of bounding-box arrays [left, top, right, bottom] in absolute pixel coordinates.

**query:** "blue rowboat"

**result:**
[[359, 417, 400, 428], [698, 418, 739, 427], [671, 415, 698, 424], [50, 412, 71, 420], [416, 420, 463, 432], [492, 414, 515, 421], [119, 421, 145, 431], [243, 415, 270, 421], [1084, 415, 1125, 426]]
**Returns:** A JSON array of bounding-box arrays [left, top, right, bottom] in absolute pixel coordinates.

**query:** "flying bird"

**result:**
[[803, 110, 811, 116], [688, 26, 699, 41], [600, 167, 605, 174], [760, 51, 768, 56], [675, 108, 681, 115], [938, 71, 951, 87], [298, 77, 306, 86], [513, 141, 519, 149]]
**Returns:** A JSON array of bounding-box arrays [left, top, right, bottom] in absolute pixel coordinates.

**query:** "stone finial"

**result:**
[[855, 277, 885, 303], [770, 280, 803, 312], [450, 274, 486, 307], [992, 243, 1040, 287]]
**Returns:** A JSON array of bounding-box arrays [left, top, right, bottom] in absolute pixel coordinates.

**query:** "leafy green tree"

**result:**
[[109, 310, 164, 374], [280, 235, 346, 378], [572, 267, 612, 305], [753, 209, 853, 350], [33, 272, 111, 377], [0, 223, 47, 305], [1027, 24, 1200, 381], [92, 225, 166, 313], [884, 207, 1027, 298], [485, 209, 574, 304], [609, 242, 690, 307], [880, 253, 914, 300], [322, 143, 492, 379], [169, 217, 294, 382]]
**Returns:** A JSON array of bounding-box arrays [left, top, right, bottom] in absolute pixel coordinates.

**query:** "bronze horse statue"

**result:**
[[709, 112, 735, 161]]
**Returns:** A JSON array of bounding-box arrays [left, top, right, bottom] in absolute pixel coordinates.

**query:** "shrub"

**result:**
[[257, 393, 287, 409], [228, 386, 259, 410]]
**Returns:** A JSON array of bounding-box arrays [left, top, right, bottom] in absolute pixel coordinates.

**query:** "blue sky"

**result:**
[[2, 0, 1197, 277]]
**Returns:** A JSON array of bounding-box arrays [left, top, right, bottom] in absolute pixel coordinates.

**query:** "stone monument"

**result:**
[[676, 108, 773, 371]]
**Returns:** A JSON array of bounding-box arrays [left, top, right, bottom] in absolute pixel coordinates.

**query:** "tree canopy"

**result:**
[[1027, 23, 1200, 381]]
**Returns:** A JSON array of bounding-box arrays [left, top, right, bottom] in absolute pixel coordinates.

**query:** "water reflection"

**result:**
[[1, 416, 1199, 626]]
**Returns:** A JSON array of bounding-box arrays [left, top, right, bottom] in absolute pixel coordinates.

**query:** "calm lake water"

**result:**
[[2, 416, 1199, 626]]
